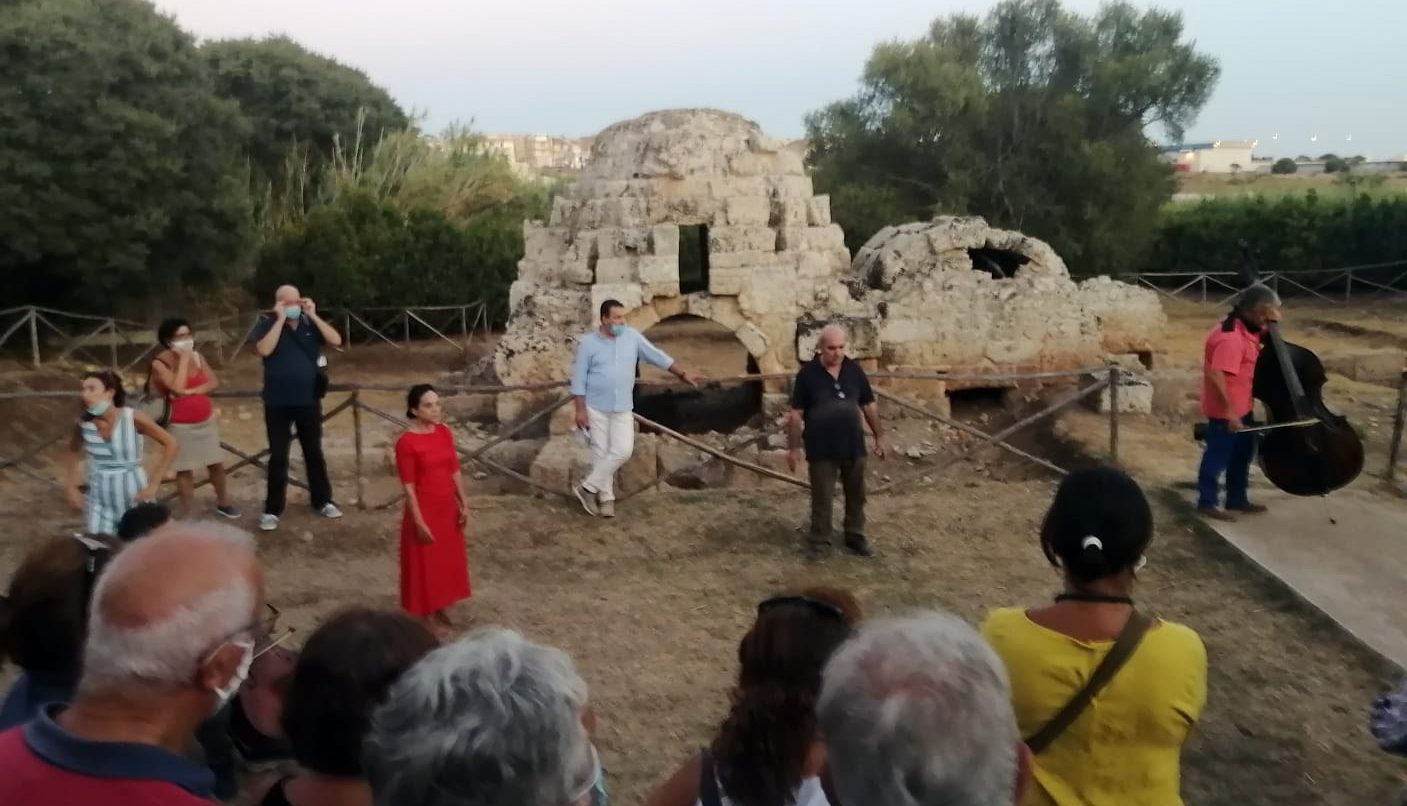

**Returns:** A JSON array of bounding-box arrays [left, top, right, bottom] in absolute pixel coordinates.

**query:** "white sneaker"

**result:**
[[259, 514, 279, 532], [598, 500, 616, 518], [318, 503, 344, 519]]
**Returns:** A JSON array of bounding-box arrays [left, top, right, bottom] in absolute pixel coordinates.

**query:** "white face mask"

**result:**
[[211, 638, 255, 714], [172, 338, 195, 352]]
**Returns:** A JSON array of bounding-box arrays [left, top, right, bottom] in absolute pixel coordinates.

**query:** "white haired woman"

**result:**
[[365, 628, 606, 806]]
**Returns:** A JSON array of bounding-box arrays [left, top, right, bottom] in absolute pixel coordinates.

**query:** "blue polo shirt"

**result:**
[[570, 327, 674, 413], [0, 703, 215, 804], [0, 671, 75, 731], [250, 315, 324, 408]]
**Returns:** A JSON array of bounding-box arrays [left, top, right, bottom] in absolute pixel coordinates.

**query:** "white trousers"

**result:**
[[581, 407, 634, 502]]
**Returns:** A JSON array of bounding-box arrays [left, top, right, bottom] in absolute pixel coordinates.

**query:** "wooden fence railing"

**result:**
[[1116, 259, 1407, 304], [0, 303, 493, 371], [0, 367, 1128, 510]]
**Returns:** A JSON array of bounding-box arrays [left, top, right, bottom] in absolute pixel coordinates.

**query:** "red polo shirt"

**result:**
[[0, 704, 214, 805], [1201, 318, 1262, 419]]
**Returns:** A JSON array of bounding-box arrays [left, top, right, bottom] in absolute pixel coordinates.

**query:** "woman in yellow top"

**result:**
[[982, 466, 1207, 806]]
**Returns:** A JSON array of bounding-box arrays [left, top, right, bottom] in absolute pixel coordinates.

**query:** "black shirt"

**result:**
[[789, 357, 875, 461], [249, 316, 324, 408]]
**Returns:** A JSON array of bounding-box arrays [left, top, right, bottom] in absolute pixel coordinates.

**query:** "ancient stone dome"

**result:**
[[577, 108, 788, 183]]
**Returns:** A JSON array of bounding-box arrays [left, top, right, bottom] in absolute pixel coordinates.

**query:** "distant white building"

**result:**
[[482, 134, 593, 175], [1161, 140, 1259, 174]]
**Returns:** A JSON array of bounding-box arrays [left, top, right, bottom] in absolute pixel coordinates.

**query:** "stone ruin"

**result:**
[[482, 108, 1164, 493]]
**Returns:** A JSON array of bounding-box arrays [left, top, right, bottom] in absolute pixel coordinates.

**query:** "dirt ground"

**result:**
[[0, 300, 1405, 804]]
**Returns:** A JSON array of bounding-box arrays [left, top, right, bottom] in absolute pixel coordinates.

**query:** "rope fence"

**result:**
[[0, 366, 1135, 507]]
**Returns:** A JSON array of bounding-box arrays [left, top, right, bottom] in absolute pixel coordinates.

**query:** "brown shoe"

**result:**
[[1228, 503, 1268, 514], [1198, 506, 1237, 522], [598, 500, 616, 518]]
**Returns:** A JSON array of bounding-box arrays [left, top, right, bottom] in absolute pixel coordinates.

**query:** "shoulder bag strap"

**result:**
[[698, 748, 723, 806], [1024, 610, 1155, 755], [146, 356, 169, 396]]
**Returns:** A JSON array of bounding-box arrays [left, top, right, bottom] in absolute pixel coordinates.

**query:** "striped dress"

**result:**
[[80, 407, 147, 535]]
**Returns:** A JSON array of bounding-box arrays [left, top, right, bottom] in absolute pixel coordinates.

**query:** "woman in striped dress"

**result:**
[[64, 371, 179, 535]]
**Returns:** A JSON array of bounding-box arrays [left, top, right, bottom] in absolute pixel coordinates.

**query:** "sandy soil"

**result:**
[[0, 305, 1405, 804]]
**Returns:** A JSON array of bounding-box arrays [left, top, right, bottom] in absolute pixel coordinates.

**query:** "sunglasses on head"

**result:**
[[757, 595, 846, 622]]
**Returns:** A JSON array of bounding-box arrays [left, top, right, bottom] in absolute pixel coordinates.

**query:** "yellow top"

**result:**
[[981, 608, 1207, 806]]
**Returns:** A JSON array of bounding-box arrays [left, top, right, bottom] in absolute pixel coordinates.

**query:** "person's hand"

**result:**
[[301, 298, 318, 317], [575, 409, 591, 431], [137, 483, 161, 502], [873, 439, 888, 461], [1227, 418, 1245, 434], [416, 522, 435, 544], [66, 485, 84, 512], [681, 370, 705, 387], [787, 448, 802, 474], [458, 504, 468, 527]]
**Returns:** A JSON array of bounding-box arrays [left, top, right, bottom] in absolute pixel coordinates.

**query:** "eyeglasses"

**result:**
[[757, 595, 847, 622]]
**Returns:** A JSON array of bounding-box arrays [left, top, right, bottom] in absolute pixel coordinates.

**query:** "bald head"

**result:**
[[81, 522, 263, 694], [275, 285, 301, 306], [818, 324, 848, 368]]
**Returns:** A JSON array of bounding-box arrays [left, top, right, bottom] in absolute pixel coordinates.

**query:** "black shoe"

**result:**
[[805, 540, 831, 561], [843, 533, 875, 558]]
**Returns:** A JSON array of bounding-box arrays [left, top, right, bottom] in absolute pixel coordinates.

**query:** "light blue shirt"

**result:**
[[571, 327, 674, 413]]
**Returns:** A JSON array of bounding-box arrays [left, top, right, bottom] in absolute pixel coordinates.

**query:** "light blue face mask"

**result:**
[[86, 401, 110, 417], [284, 306, 303, 320], [609, 324, 624, 336]]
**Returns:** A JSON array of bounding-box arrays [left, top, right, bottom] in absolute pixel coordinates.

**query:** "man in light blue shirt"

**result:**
[[571, 299, 702, 517]]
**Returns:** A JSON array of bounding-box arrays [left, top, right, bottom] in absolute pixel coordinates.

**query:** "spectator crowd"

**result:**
[[0, 465, 1240, 806]]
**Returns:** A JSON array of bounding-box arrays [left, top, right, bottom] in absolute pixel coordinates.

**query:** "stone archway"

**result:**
[[632, 311, 764, 434]]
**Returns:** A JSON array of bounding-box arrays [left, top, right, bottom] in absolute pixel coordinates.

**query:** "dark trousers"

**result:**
[[808, 457, 866, 543], [1197, 415, 1257, 509], [264, 404, 333, 515]]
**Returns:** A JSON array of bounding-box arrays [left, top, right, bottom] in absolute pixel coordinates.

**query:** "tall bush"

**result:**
[[1146, 193, 1407, 273]]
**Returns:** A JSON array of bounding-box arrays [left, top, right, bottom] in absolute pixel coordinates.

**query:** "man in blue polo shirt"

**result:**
[[787, 324, 887, 558], [251, 285, 344, 532], [0, 522, 265, 806], [571, 299, 703, 518]]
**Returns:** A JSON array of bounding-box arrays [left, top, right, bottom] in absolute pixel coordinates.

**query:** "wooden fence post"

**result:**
[[1388, 370, 1406, 484], [344, 311, 353, 353], [28, 309, 40, 368], [1108, 367, 1120, 462], [352, 389, 367, 509]]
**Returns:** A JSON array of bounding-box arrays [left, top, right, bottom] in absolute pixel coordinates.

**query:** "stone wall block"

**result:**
[[594, 256, 637, 285], [806, 196, 832, 226], [709, 267, 747, 296], [650, 224, 680, 259], [709, 226, 777, 254], [726, 196, 771, 226], [592, 283, 643, 315]]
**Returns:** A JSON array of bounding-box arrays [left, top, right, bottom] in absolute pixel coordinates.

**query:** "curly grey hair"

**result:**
[[818, 611, 1020, 806], [364, 627, 594, 806]]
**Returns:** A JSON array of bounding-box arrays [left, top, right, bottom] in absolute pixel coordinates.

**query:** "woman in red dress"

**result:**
[[395, 384, 471, 635]]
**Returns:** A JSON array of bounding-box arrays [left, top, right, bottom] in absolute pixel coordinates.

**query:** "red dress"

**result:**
[[395, 424, 471, 615]]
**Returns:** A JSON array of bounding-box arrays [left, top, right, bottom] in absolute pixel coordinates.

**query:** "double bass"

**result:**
[[1235, 241, 1363, 496]]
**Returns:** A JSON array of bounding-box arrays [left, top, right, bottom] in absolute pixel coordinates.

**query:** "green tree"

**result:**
[[0, 0, 252, 311], [203, 36, 408, 187], [806, 0, 1218, 275], [254, 128, 554, 322], [1271, 157, 1298, 175], [1324, 155, 1350, 173]]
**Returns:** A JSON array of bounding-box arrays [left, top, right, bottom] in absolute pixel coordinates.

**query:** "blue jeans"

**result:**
[[1197, 415, 1257, 509]]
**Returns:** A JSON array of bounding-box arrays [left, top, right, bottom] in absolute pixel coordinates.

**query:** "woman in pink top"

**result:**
[[151, 318, 239, 520]]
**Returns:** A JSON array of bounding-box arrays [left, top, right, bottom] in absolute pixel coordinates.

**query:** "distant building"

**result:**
[[483, 134, 593, 175], [1161, 140, 1258, 174]]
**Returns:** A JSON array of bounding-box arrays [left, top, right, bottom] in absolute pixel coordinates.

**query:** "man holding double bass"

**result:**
[[1197, 284, 1282, 521]]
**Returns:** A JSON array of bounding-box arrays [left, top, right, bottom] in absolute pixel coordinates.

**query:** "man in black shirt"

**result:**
[[787, 324, 887, 558], [250, 285, 344, 532]]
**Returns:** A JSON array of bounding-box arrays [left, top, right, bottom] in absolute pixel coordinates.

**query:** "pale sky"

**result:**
[[153, 0, 1407, 160]]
